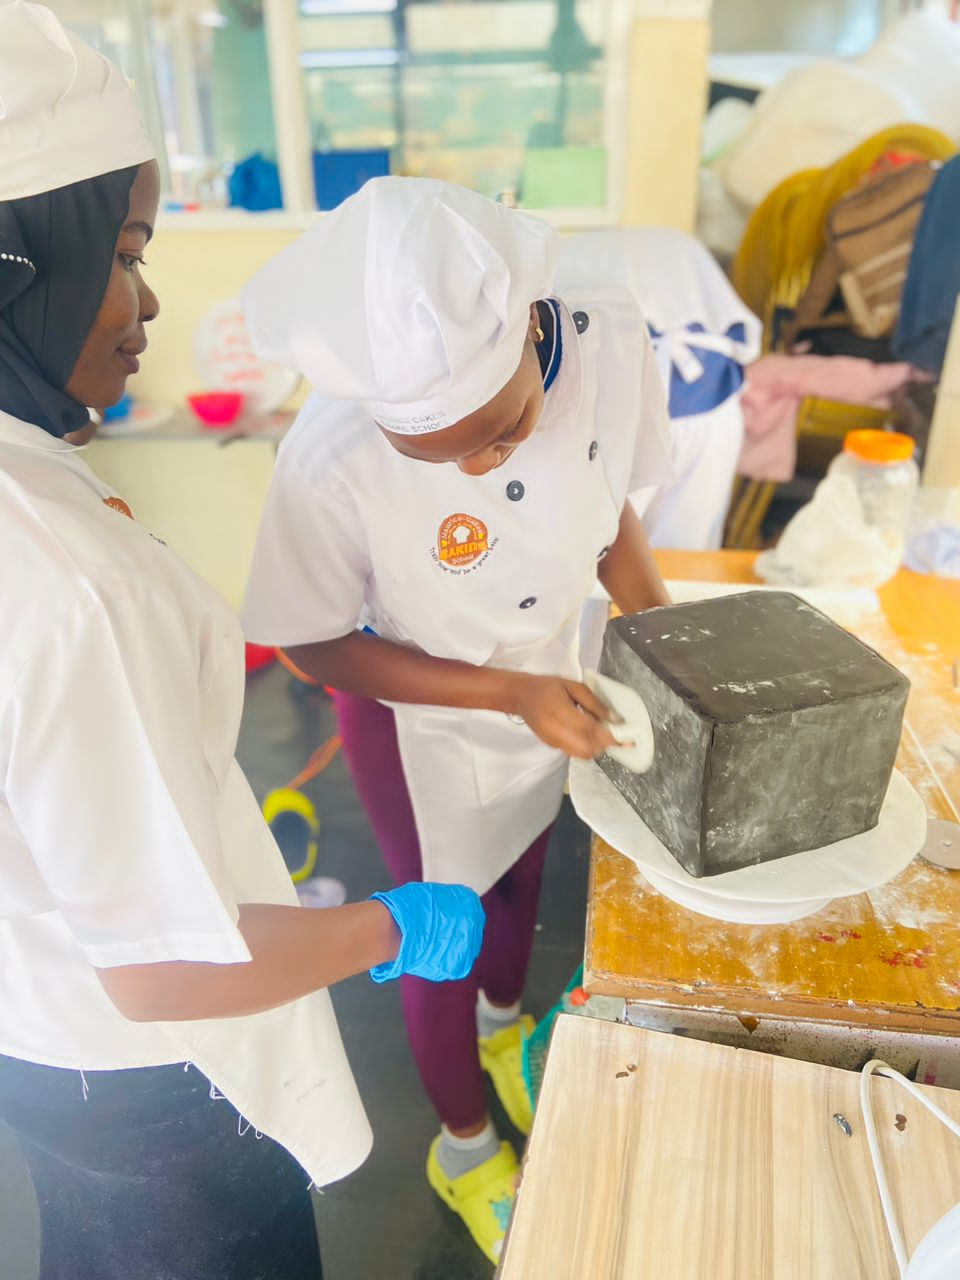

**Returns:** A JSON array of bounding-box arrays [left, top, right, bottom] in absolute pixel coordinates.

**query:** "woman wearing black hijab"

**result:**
[[0, 165, 152, 441], [0, 5, 483, 1277]]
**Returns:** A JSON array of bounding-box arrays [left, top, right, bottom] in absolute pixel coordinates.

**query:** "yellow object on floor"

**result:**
[[261, 787, 319, 884], [426, 1137, 519, 1266], [261, 736, 341, 884], [479, 1016, 536, 1136]]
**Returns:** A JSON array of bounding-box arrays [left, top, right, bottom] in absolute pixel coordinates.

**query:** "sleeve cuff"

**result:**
[[367, 891, 403, 983]]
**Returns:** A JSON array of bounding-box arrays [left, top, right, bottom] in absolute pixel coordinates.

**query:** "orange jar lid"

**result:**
[[843, 429, 915, 464]]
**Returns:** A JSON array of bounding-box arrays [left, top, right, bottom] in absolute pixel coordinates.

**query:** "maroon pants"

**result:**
[[335, 691, 551, 1131]]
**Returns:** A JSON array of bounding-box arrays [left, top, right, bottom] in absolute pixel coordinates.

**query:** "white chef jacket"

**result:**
[[0, 409, 371, 1188], [556, 229, 762, 552], [641, 395, 746, 550], [244, 299, 672, 895]]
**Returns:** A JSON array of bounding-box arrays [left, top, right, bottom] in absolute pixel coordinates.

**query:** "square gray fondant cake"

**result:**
[[597, 591, 910, 878]]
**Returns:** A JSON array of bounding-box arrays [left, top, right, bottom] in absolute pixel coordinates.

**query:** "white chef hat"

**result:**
[[241, 177, 558, 434], [0, 0, 155, 202]]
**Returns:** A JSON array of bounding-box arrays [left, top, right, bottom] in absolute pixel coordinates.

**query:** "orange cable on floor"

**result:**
[[283, 737, 342, 793]]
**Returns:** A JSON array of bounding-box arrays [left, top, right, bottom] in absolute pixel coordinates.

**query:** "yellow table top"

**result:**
[[500, 1015, 960, 1279], [585, 552, 960, 1033]]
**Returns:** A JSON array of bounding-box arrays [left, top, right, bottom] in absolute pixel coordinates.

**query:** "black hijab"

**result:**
[[0, 166, 138, 438]]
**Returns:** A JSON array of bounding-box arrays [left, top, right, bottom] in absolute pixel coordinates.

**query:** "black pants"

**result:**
[[0, 1053, 323, 1280]]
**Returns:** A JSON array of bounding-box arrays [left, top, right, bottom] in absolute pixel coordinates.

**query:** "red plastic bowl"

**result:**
[[187, 391, 245, 427], [245, 643, 276, 674]]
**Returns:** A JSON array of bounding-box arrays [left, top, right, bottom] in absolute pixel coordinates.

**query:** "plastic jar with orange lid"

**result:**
[[827, 430, 919, 556]]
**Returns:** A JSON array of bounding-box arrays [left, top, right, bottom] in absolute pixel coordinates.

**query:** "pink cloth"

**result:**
[[738, 354, 918, 483]]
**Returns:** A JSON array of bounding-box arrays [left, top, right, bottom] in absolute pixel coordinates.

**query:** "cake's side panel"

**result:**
[[702, 682, 910, 874], [598, 625, 712, 876]]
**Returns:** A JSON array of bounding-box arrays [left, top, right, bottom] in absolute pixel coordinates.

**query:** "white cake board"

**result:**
[[639, 868, 831, 923], [569, 761, 928, 924]]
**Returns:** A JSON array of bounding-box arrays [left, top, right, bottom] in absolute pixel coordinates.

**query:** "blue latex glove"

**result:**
[[369, 882, 485, 984]]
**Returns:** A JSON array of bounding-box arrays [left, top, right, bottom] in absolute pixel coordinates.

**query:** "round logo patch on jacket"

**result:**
[[433, 513, 493, 573]]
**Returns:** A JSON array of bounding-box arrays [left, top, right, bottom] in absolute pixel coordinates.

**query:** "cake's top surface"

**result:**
[[607, 591, 909, 722]]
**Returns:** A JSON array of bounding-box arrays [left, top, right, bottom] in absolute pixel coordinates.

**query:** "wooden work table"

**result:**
[[499, 1016, 960, 1279], [585, 552, 960, 1055]]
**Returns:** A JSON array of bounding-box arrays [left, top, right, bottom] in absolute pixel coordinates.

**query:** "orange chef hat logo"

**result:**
[[437, 513, 489, 569]]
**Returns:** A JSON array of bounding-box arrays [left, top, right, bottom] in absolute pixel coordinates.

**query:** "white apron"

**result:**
[[366, 305, 623, 894], [557, 228, 762, 554], [642, 392, 746, 551], [244, 299, 671, 896]]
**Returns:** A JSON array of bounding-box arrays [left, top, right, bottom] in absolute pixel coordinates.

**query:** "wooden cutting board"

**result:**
[[499, 1016, 960, 1279]]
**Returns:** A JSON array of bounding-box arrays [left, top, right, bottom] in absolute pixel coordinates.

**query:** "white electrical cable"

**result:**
[[859, 1060, 960, 1277]]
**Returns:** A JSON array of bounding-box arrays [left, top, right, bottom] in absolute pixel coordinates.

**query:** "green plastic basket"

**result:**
[[521, 964, 583, 1106]]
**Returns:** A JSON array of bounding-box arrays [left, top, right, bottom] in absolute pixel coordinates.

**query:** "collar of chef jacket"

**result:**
[[0, 407, 83, 453]]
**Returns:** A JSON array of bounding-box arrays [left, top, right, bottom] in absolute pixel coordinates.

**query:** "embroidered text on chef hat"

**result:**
[[241, 177, 558, 435], [0, 0, 155, 202]]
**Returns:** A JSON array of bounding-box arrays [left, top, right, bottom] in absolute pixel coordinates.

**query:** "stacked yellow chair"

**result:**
[[724, 124, 956, 549]]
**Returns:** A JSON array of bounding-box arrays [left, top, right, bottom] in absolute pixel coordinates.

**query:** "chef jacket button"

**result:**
[[519, 596, 537, 610], [588, 440, 599, 461], [506, 480, 525, 502], [573, 310, 590, 334], [598, 545, 610, 560]]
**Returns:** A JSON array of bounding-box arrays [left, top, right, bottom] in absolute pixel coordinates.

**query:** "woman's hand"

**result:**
[[368, 883, 485, 984], [279, 633, 620, 760], [503, 673, 616, 759]]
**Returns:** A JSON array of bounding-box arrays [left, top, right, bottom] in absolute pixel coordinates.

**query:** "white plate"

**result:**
[[569, 760, 927, 905], [640, 868, 831, 924]]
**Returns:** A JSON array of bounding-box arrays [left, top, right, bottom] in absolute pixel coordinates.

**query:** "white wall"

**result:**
[[710, 0, 886, 55]]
